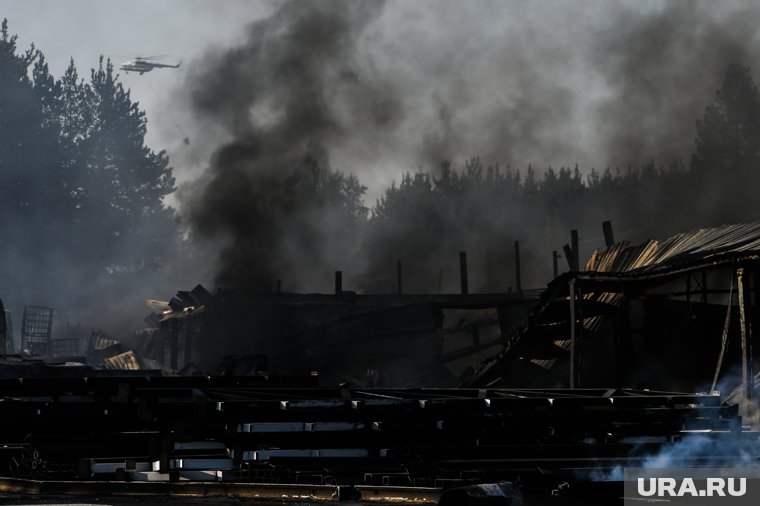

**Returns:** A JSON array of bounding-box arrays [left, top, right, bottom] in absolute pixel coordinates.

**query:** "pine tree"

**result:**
[[693, 64, 760, 179], [80, 57, 176, 271], [0, 19, 64, 239], [692, 63, 760, 222], [0, 21, 181, 329]]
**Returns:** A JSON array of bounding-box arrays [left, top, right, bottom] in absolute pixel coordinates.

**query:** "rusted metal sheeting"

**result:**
[[104, 350, 141, 370]]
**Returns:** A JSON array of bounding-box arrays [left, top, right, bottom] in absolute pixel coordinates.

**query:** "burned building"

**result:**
[[0, 224, 758, 504], [148, 283, 535, 387], [149, 222, 760, 400], [467, 222, 760, 400]]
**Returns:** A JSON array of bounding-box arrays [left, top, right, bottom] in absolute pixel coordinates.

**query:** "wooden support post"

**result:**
[[182, 320, 192, 367], [459, 251, 469, 295], [569, 277, 577, 388], [169, 319, 179, 371], [602, 221, 615, 247], [335, 271, 343, 295], [571, 229, 580, 271], [685, 275, 691, 304], [577, 283, 583, 386], [0, 299, 6, 355], [553, 250, 559, 278], [396, 260, 402, 295], [749, 273, 755, 401], [486, 251, 493, 291], [514, 241, 523, 296], [738, 267, 754, 402], [563, 244, 576, 272], [611, 295, 626, 388], [159, 436, 171, 474], [471, 323, 480, 347], [752, 267, 760, 394]]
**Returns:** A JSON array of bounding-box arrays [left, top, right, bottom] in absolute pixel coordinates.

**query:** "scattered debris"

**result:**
[[103, 350, 141, 370], [467, 222, 760, 398]]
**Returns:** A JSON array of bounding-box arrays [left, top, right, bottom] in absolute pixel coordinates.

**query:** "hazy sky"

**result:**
[[2, 0, 758, 207], [0, 0, 267, 203]]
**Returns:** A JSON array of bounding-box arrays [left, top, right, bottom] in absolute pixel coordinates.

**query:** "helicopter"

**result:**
[[119, 55, 182, 75]]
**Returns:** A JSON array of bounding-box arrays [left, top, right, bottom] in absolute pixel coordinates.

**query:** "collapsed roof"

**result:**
[[465, 222, 760, 392]]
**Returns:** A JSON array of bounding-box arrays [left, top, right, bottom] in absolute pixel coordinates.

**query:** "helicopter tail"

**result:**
[[174, 60, 183, 69]]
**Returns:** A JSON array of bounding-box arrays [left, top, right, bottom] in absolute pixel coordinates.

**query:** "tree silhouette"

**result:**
[[692, 63, 760, 223], [0, 20, 66, 250], [0, 20, 180, 330], [80, 57, 176, 272]]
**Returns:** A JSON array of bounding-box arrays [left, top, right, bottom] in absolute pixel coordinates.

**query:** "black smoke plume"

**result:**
[[179, 1, 760, 294], [181, 0, 398, 292]]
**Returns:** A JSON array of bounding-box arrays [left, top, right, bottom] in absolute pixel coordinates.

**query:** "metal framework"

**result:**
[[0, 375, 750, 494], [21, 306, 53, 356]]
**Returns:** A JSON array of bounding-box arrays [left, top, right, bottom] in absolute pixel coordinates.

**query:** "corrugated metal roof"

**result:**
[[93, 334, 120, 350], [464, 222, 760, 387], [104, 351, 141, 370], [584, 222, 760, 274]]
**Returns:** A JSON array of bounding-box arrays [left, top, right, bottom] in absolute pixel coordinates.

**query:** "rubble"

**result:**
[[0, 377, 747, 503], [149, 286, 534, 386], [467, 222, 760, 397], [0, 223, 757, 502]]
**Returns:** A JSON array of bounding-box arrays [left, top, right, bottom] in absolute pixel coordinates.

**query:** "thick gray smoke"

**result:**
[[590, 1, 760, 168], [178, 0, 760, 293], [180, 0, 399, 291]]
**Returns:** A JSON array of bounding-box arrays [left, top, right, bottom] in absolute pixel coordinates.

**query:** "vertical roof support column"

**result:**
[[738, 267, 754, 408], [570, 277, 577, 388]]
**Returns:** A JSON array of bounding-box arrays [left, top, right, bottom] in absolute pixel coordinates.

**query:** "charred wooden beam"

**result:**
[[571, 229, 580, 271], [182, 320, 192, 367], [685, 275, 691, 304], [459, 252, 469, 295], [514, 241, 522, 296], [169, 319, 179, 371], [396, 260, 402, 295], [602, 220, 615, 247], [566, 278, 584, 388], [738, 267, 754, 403], [569, 277, 577, 388], [486, 251, 493, 291], [563, 244, 576, 272], [0, 299, 6, 355], [189, 284, 213, 306], [0, 376, 734, 491], [553, 250, 559, 278]]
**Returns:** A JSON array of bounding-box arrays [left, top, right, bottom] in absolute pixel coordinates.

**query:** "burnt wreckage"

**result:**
[[0, 223, 759, 504]]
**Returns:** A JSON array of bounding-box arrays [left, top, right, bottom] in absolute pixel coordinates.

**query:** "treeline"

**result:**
[[0, 20, 179, 330], [3, 16, 760, 325], [361, 159, 692, 292], [352, 63, 760, 292]]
